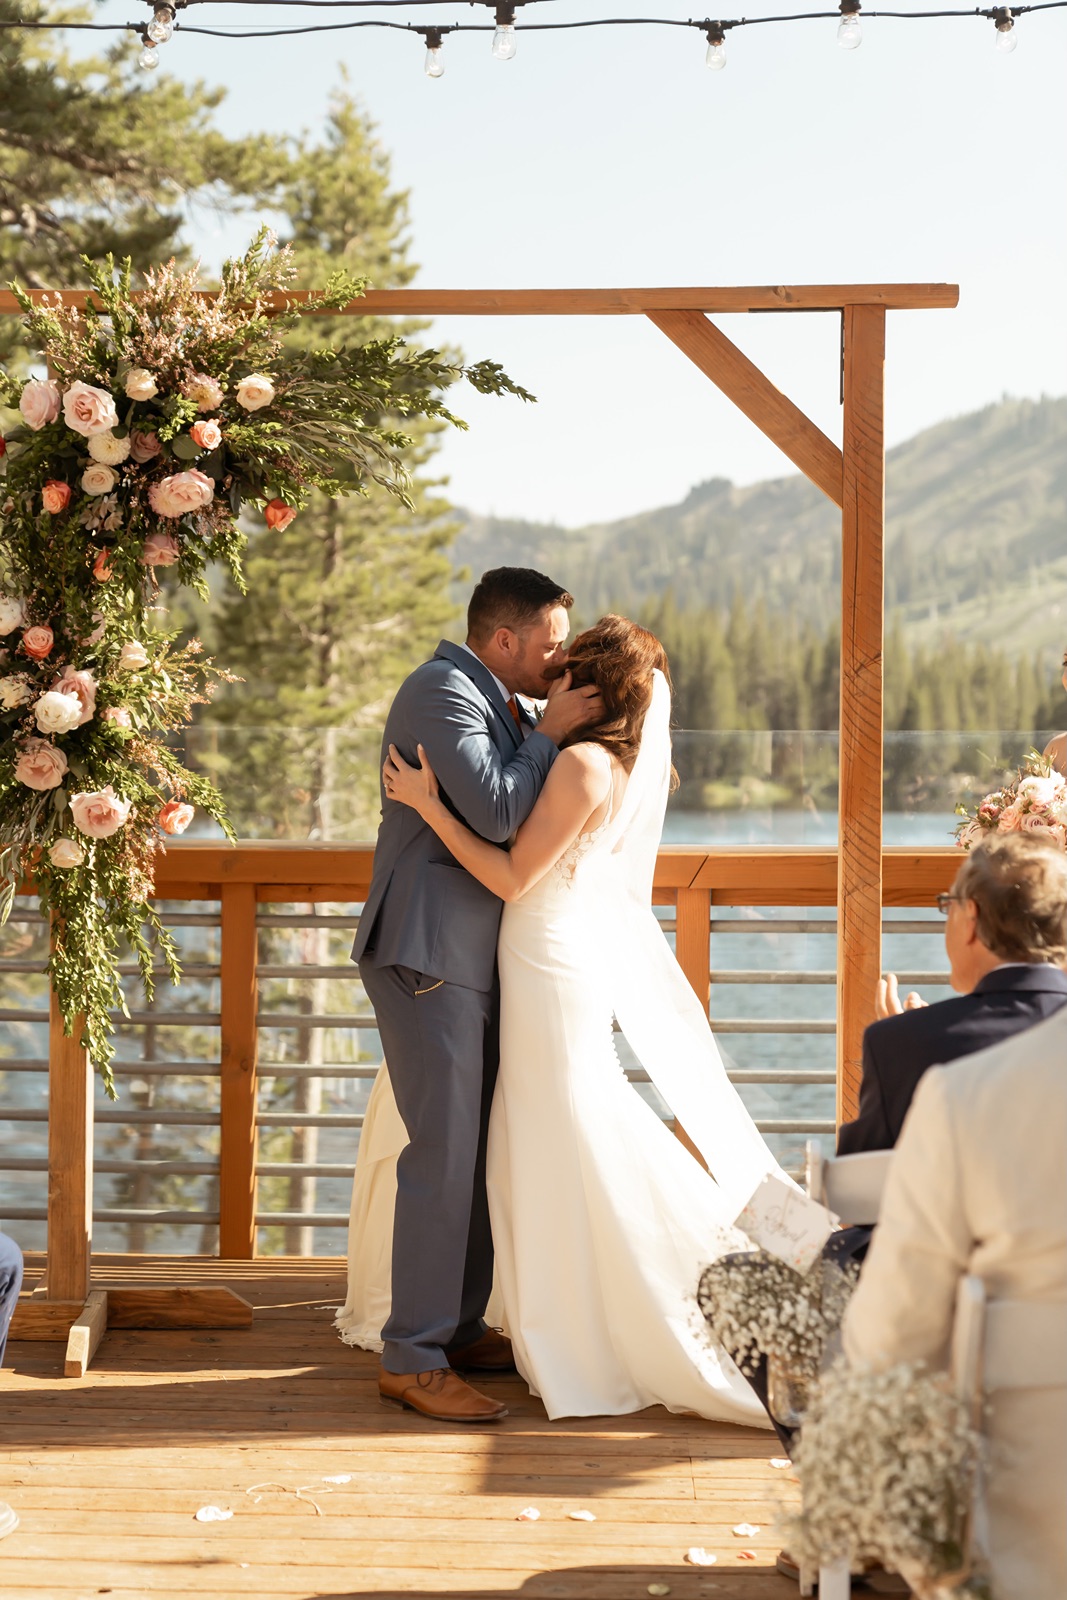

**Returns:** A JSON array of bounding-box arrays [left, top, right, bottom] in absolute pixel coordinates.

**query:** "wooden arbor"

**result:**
[[1, 282, 957, 1341]]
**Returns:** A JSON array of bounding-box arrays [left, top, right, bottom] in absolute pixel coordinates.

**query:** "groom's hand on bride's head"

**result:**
[[538, 669, 604, 745]]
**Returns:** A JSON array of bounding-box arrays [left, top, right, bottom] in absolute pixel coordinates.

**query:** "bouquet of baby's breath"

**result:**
[[0, 228, 531, 1092], [781, 1358, 987, 1598], [697, 1249, 857, 1382]]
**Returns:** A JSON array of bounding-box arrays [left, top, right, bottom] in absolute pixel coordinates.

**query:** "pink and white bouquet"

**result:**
[[955, 755, 1067, 852]]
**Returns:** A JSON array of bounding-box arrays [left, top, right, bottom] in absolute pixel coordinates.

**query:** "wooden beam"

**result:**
[[46, 989, 93, 1302], [837, 305, 887, 1127], [647, 309, 844, 507], [218, 882, 259, 1260], [9, 1297, 83, 1341], [0, 283, 961, 317], [63, 1290, 108, 1379], [105, 1285, 253, 1329]]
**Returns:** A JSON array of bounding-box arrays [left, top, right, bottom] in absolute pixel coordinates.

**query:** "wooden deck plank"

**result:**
[[1, 1258, 796, 1599]]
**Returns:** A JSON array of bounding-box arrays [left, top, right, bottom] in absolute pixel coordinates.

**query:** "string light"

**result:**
[[147, 4, 175, 43], [837, 0, 862, 48], [422, 23, 445, 75], [704, 22, 727, 69], [137, 31, 161, 68], [492, 2, 518, 59], [993, 4, 1019, 45]]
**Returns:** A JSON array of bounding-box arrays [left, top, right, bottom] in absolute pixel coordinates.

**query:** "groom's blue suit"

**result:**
[[352, 641, 557, 1374]]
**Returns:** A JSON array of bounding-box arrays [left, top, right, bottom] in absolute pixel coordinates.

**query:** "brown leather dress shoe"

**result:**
[[378, 1365, 508, 1422], [444, 1327, 516, 1371]]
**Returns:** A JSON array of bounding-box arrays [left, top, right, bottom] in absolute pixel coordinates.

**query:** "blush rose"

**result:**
[[70, 784, 132, 839], [235, 373, 275, 411], [63, 381, 119, 438], [140, 531, 180, 568], [118, 640, 149, 670], [130, 430, 162, 464], [19, 379, 62, 431], [158, 799, 195, 835], [124, 368, 159, 402], [147, 470, 214, 519], [14, 737, 69, 791], [51, 667, 96, 726], [101, 706, 133, 728], [81, 463, 118, 497], [49, 837, 86, 869]]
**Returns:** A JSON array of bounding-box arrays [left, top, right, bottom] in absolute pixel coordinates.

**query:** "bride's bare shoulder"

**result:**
[[549, 742, 613, 794]]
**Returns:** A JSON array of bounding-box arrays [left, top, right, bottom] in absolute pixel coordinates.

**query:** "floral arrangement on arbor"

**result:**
[[954, 753, 1067, 851], [0, 230, 530, 1092], [781, 1357, 986, 1598]]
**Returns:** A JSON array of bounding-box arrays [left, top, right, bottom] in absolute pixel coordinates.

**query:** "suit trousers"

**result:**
[[0, 1231, 24, 1369], [358, 959, 499, 1374]]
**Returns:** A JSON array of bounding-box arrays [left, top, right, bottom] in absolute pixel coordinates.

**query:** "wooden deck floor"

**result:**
[[2, 1257, 801, 1600]]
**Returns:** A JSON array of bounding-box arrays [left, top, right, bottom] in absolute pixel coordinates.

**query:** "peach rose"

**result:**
[[21, 625, 54, 660], [129, 429, 162, 464], [140, 530, 180, 568], [51, 666, 96, 726], [235, 373, 275, 411], [92, 548, 115, 582], [124, 368, 159, 402], [14, 737, 68, 791], [189, 419, 222, 451], [264, 498, 296, 531], [19, 379, 62, 431], [995, 802, 1023, 833], [41, 480, 72, 515], [101, 705, 133, 728], [182, 373, 224, 411], [62, 380, 119, 438], [147, 470, 214, 520], [81, 463, 118, 497], [158, 799, 195, 835], [70, 784, 132, 839], [49, 837, 86, 869], [88, 431, 132, 466]]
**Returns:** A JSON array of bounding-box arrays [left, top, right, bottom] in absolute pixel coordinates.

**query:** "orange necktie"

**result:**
[[507, 696, 523, 729]]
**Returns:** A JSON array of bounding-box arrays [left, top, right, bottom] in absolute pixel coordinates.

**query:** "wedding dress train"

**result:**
[[337, 672, 784, 1423]]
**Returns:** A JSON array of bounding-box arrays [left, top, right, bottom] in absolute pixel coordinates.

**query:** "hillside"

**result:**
[[454, 395, 1067, 660]]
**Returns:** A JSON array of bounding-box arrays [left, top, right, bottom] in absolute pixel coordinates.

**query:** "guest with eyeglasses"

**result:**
[[838, 832, 1067, 1156]]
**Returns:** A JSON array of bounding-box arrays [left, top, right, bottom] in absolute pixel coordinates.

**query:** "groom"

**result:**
[[352, 567, 601, 1422]]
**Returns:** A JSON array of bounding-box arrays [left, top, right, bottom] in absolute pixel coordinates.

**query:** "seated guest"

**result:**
[[838, 832, 1067, 1155], [0, 1229, 23, 1539], [843, 1006, 1067, 1600]]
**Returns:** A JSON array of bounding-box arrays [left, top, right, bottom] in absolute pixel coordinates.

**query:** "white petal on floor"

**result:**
[[194, 1506, 233, 1522], [685, 1547, 717, 1565]]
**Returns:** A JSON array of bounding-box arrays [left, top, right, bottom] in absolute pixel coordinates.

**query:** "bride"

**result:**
[[337, 615, 784, 1424]]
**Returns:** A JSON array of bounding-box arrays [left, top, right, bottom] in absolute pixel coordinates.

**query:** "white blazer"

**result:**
[[843, 1005, 1067, 1600]]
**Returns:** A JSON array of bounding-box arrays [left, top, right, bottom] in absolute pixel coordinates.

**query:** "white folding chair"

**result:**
[[804, 1139, 894, 1227]]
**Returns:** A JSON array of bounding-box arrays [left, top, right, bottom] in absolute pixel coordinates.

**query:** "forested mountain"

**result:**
[[455, 395, 1067, 661]]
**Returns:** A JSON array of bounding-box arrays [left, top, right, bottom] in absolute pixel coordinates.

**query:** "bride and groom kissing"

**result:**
[[336, 566, 784, 1425]]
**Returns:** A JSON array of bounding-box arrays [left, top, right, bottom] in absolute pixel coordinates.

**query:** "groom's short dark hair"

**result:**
[[467, 567, 574, 644]]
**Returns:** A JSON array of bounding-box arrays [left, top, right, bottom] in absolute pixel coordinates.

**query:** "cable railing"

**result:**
[[0, 843, 959, 1256]]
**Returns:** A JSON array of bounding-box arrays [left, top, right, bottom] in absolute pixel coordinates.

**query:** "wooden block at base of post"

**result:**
[[9, 1297, 84, 1341], [105, 1286, 254, 1330], [64, 1290, 108, 1378]]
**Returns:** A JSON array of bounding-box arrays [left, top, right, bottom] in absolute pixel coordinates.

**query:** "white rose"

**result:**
[[0, 594, 27, 634], [0, 674, 33, 709], [118, 640, 150, 670], [235, 373, 276, 412], [88, 431, 132, 466], [81, 463, 119, 496], [49, 837, 86, 869], [124, 368, 159, 402], [34, 689, 83, 736]]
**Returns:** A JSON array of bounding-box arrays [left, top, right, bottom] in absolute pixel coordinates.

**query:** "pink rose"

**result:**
[[19, 379, 62, 431], [41, 480, 72, 515], [101, 706, 133, 728], [140, 530, 180, 568], [70, 784, 132, 840], [158, 799, 195, 835], [1020, 813, 1056, 835], [62, 380, 119, 438], [51, 666, 96, 726], [21, 625, 54, 660], [1045, 822, 1067, 851], [14, 737, 68, 791], [92, 548, 114, 582], [129, 429, 162, 464], [264, 498, 297, 531], [189, 419, 222, 451], [995, 803, 1023, 833], [147, 470, 214, 520], [182, 373, 224, 412]]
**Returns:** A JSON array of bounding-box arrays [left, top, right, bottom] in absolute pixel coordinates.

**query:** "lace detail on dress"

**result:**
[[554, 753, 616, 886]]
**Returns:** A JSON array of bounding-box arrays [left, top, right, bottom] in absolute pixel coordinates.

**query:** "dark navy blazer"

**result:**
[[837, 963, 1067, 1155]]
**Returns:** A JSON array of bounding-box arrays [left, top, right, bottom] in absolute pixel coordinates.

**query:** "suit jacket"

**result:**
[[351, 641, 556, 993], [843, 1009, 1067, 1600], [837, 964, 1067, 1155]]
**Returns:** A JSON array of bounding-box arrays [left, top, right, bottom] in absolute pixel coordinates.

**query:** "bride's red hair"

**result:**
[[554, 614, 674, 776]]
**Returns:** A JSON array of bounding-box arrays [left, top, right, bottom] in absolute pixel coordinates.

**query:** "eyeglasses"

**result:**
[[935, 893, 960, 915]]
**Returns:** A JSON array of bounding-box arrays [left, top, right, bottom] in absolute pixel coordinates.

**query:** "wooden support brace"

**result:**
[[46, 989, 93, 1302], [9, 1297, 84, 1341], [64, 1290, 107, 1378], [647, 308, 844, 507]]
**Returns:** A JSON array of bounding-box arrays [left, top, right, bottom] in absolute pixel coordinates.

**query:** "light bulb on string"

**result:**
[[837, 0, 862, 49], [492, 5, 517, 60], [423, 27, 445, 77], [704, 24, 727, 69], [138, 38, 160, 69], [146, 5, 174, 44], [993, 8, 1018, 50]]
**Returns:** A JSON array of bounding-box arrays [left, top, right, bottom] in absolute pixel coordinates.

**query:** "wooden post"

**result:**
[[673, 886, 712, 1165], [219, 882, 259, 1258], [46, 991, 93, 1302], [837, 305, 886, 1125]]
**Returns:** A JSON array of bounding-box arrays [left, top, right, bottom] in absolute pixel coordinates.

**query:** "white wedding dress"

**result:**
[[337, 672, 785, 1424]]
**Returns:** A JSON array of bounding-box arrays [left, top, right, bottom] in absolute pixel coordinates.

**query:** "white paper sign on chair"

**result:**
[[735, 1174, 837, 1273]]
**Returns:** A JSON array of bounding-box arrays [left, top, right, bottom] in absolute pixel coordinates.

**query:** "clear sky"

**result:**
[[83, 0, 1067, 524]]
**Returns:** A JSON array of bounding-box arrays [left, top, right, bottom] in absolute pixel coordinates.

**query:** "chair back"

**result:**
[[804, 1139, 893, 1226]]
